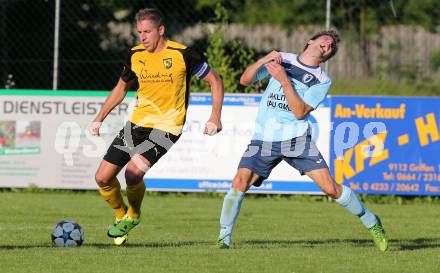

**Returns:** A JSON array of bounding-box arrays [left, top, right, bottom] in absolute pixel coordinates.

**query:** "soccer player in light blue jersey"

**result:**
[[217, 30, 388, 252]]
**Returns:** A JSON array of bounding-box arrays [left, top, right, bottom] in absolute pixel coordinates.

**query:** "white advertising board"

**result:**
[[0, 90, 330, 194]]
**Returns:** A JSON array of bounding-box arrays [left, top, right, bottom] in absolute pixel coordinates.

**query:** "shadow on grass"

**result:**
[[0, 240, 212, 250], [1, 238, 439, 251], [88, 240, 212, 249], [240, 237, 440, 251]]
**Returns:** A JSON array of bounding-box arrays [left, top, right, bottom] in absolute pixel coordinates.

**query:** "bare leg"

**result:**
[[305, 167, 342, 199]]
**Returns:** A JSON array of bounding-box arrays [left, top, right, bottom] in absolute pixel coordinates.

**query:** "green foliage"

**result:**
[[3, 0, 438, 92], [233, 0, 325, 29], [191, 3, 255, 93], [332, 0, 396, 35], [398, 0, 440, 32], [196, 0, 440, 34], [197, 0, 325, 29], [430, 49, 440, 72], [371, 41, 440, 96]]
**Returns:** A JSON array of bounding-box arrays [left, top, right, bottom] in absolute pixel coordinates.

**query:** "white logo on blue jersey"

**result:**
[[253, 53, 331, 141], [302, 73, 314, 84]]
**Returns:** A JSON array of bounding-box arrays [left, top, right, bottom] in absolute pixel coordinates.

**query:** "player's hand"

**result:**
[[89, 121, 102, 136], [265, 61, 289, 84], [203, 117, 222, 136], [259, 50, 282, 65]]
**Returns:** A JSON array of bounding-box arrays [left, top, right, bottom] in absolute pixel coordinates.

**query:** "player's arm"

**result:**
[[185, 46, 224, 135], [240, 50, 282, 86], [91, 49, 136, 136], [264, 62, 312, 119], [90, 79, 133, 136], [202, 69, 224, 135]]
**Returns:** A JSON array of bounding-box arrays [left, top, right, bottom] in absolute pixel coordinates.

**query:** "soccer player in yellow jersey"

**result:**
[[89, 8, 224, 245]]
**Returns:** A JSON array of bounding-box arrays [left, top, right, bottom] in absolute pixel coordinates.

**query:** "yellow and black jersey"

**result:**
[[120, 40, 211, 135]]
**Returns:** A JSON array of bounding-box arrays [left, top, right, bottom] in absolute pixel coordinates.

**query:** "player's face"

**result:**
[[136, 19, 165, 52], [308, 35, 335, 59]]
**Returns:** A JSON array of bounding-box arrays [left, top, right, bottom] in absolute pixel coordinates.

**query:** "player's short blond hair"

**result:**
[[135, 8, 164, 27]]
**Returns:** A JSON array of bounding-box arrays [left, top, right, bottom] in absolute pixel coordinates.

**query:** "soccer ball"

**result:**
[[51, 220, 84, 247]]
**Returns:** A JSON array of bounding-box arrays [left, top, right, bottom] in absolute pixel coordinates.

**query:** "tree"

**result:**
[[1, 0, 54, 89], [191, 3, 255, 93]]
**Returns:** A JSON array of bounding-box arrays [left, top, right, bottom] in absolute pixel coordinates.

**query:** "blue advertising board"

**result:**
[[330, 96, 440, 195]]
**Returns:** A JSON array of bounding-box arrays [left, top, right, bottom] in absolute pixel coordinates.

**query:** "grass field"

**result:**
[[1, 191, 439, 273], [331, 79, 440, 97]]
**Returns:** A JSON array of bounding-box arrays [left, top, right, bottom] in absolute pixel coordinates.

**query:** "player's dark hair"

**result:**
[[135, 8, 164, 27], [303, 30, 340, 62]]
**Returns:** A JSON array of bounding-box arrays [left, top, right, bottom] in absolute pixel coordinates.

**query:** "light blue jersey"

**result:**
[[253, 52, 331, 141]]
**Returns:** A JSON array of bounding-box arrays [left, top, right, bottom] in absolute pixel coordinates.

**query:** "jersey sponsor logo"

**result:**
[[302, 73, 314, 84], [283, 64, 319, 87], [163, 58, 172, 69]]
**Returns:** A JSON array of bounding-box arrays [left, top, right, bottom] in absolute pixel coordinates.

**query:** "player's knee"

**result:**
[[95, 172, 111, 187], [323, 183, 342, 199], [324, 188, 338, 199], [232, 174, 250, 191], [125, 167, 144, 185]]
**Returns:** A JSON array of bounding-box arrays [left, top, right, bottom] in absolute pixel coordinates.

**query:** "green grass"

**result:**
[[1, 191, 439, 273], [331, 79, 440, 96]]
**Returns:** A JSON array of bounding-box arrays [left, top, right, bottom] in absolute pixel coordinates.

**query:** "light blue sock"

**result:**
[[219, 188, 245, 245], [335, 185, 377, 229]]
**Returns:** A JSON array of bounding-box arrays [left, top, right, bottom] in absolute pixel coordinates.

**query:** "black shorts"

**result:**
[[103, 122, 180, 167]]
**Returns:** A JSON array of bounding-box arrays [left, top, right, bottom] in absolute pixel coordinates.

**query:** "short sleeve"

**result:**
[[120, 51, 137, 82], [256, 66, 269, 81], [183, 47, 211, 79], [303, 80, 331, 109]]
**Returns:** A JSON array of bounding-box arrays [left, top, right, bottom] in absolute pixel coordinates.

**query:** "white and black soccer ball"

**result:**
[[51, 220, 84, 247]]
